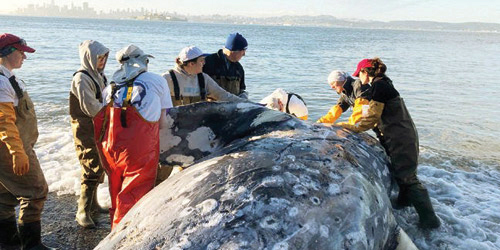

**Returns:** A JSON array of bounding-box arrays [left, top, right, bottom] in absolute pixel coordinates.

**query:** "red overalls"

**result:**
[[93, 82, 159, 229]]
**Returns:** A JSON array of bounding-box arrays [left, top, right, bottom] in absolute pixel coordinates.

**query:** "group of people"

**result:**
[[0, 31, 439, 249]]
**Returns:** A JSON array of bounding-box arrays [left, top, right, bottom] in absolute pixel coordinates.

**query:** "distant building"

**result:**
[[13, 1, 188, 21]]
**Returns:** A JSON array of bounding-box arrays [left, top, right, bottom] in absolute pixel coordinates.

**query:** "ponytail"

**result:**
[[175, 57, 199, 69], [371, 57, 387, 77]]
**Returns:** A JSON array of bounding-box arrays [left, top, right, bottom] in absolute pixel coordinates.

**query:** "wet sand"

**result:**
[[40, 193, 110, 249]]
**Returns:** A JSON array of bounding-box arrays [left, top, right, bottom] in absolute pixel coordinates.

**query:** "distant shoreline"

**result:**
[[2, 14, 499, 34]]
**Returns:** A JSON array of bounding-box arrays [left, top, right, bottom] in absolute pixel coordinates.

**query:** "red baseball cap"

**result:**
[[352, 58, 372, 77], [0, 33, 36, 54]]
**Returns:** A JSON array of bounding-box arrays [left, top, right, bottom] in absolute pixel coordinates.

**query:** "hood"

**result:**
[[78, 40, 109, 84]]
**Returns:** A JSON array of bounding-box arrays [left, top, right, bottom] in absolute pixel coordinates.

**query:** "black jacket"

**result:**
[[203, 49, 245, 96], [337, 76, 371, 112]]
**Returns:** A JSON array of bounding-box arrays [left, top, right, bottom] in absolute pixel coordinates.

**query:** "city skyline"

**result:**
[[2, 0, 500, 24]]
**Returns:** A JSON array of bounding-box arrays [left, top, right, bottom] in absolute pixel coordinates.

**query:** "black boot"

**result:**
[[408, 184, 441, 229], [0, 217, 21, 247], [18, 221, 56, 250], [391, 185, 412, 209]]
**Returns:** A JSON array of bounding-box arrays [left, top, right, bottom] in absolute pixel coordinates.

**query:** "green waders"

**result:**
[[69, 93, 106, 229], [214, 75, 241, 96], [0, 88, 53, 249]]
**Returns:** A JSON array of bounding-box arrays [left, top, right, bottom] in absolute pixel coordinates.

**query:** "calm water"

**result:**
[[2, 16, 500, 249]]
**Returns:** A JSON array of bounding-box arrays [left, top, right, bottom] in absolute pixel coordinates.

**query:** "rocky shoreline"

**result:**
[[40, 193, 110, 249]]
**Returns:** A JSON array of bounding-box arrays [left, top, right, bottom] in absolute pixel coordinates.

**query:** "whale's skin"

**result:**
[[96, 102, 404, 250]]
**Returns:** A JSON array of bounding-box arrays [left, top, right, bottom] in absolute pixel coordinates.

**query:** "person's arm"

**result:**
[[205, 74, 246, 103], [239, 66, 247, 98], [337, 97, 370, 126], [317, 105, 342, 123], [0, 102, 29, 175], [73, 74, 104, 117], [317, 95, 349, 123], [159, 75, 173, 129], [341, 100, 384, 132]]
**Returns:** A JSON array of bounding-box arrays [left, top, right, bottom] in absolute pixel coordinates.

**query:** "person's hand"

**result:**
[[12, 152, 29, 176]]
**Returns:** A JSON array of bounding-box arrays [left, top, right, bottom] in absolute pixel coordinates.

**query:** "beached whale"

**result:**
[[95, 102, 417, 250]]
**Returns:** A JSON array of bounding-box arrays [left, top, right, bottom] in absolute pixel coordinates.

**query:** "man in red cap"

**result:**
[[0, 33, 55, 249]]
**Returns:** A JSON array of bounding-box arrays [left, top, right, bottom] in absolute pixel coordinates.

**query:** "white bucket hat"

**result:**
[[112, 44, 154, 83]]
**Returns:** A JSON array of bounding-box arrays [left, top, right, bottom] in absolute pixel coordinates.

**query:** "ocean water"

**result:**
[[2, 15, 500, 249]]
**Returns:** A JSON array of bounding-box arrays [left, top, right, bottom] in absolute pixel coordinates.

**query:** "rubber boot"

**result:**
[[76, 183, 95, 228], [0, 217, 21, 247], [408, 184, 441, 229], [91, 184, 108, 218], [391, 185, 412, 210], [18, 221, 56, 250]]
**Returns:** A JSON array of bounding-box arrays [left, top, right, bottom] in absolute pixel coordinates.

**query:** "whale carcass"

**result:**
[[95, 102, 417, 250]]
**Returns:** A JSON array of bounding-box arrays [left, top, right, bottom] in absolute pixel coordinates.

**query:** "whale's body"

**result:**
[[96, 102, 416, 250]]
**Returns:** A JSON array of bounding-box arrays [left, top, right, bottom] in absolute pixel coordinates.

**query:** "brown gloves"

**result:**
[[0, 102, 29, 175], [341, 100, 385, 133]]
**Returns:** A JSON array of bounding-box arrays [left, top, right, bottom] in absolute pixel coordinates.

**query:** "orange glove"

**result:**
[[317, 105, 342, 124], [0, 102, 29, 175]]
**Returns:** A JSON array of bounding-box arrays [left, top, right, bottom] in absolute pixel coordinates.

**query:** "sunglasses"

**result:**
[[16, 39, 27, 46]]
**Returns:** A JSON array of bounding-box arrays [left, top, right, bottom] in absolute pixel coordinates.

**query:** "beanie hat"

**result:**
[[225, 33, 248, 51]]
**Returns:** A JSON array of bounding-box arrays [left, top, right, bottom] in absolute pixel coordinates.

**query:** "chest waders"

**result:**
[[169, 70, 207, 106], [214, 75, 241, 96], [0, 73, 50, 248], [93, 75, 159, 229], [69, 70, 107, 228], [378, 96, 440, 228]]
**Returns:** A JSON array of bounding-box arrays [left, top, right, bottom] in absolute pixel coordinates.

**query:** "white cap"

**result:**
[[328, 70, 347, 83], [287, 95, 308, 119], [178, 46, 208, 63]]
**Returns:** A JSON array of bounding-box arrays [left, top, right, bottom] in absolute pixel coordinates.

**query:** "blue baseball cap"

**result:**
[[225, 33, 248, 51]]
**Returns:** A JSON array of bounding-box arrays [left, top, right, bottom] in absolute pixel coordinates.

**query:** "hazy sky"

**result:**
[[2, 0, 500, 23]]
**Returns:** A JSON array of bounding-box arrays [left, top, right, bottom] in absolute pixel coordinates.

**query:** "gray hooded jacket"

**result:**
[[70, 40, 109, 117]]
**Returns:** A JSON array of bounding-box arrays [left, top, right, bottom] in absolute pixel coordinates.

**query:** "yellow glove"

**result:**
[[347, 98, 370, 125], [0, 103, 29, 175], [341, 100, 384, 133], [317, 105, 342, 124]]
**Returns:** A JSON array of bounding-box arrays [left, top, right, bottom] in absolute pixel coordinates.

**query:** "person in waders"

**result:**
[[341, 58, 441, 229], [158, 46, 246, 184], [0, 33, 55, 249], [163, 46, 245, 107], [203, 32, 248, 99], [317, 70, 371, 125], [93, 45, 172, 229], [259, 88, 309, 121], [70, 40, 110, 229]]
